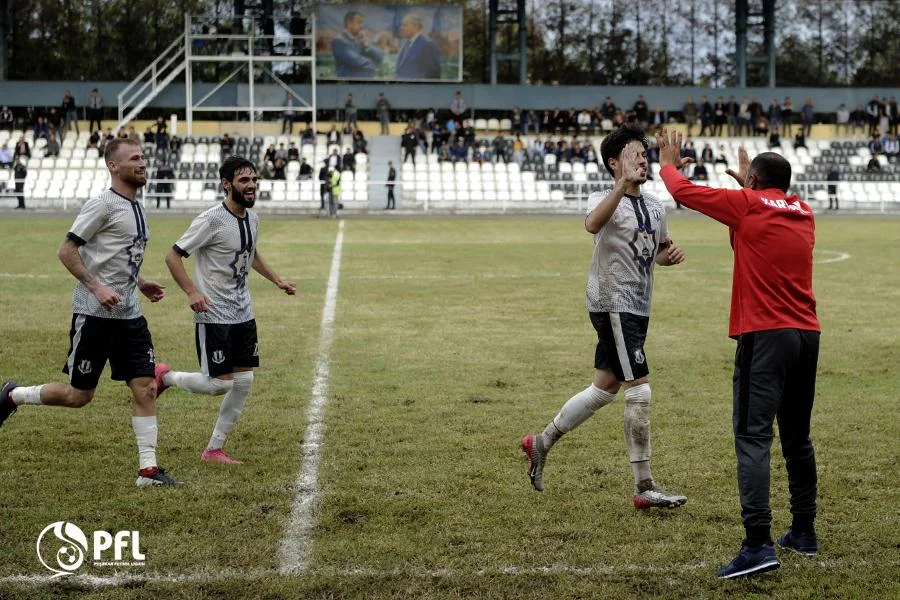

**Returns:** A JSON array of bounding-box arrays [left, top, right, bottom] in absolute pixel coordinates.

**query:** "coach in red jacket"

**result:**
[[656, 130, 821, 580]]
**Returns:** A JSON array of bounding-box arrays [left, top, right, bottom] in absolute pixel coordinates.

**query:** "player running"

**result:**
[[155, 156, 295, 464], [0, 137, 180, 486]]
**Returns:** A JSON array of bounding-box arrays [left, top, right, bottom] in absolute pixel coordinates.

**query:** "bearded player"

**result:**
[[156, 156, 295, 464]]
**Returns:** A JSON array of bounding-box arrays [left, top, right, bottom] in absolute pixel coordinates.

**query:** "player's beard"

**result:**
[[233, 186, 256, 208]]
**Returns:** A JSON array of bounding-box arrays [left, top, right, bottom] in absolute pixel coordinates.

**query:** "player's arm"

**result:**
[[57, 237, 121, 310], [164, 247, 211, 313], [584, 185, 625, 234], [656, 129, 749, 229], [251, 250, 296, 295]]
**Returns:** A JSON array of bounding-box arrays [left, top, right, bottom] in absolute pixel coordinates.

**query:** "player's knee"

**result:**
[[67, 388, 94, 408], [585, 384, 616, 411], [208, 377, 233, 395], [624, 383, 652, 420], [232, 371, 254, 392]]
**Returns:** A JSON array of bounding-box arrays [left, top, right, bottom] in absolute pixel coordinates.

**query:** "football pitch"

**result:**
[[0, 214, 897, 599]]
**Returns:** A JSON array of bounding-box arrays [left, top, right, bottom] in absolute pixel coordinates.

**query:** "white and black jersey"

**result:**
[[585, 190, 669, 316], [67, 189, 150, 319], [173, 203, 260, 325]]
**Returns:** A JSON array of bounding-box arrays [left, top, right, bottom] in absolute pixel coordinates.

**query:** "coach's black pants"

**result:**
[[733, 329, 819, 546]]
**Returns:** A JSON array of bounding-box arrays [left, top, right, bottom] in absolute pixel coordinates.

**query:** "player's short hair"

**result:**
[[344, 11, 363, 27], [220, 155, 257, 183], [103, 137, 140, 164], [600, 126, 648, 177], [749, 152, 792, 192]]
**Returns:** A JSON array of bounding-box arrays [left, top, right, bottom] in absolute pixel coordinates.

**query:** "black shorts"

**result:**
[[589, 311, 650, 382], [195, 320, 259, 377], [62, 314, 156, 390]]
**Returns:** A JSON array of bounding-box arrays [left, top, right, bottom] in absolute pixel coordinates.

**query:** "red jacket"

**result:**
[[660, 165, 820, 338]]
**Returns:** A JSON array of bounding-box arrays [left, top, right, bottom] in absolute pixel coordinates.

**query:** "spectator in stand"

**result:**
[[768, 127, 781, 149], [287, 142, 300, 162], [683, 97, 698, 137], [263, 144, 276, 165], [738, 97, 752, 137], [450, 91, 467, 127], [511, 107, 523, 134], [713, 96, 727, 136], [649, 106, 666, 132], [273, 156, 286, 180], [327, 148, 341, 170], [352, 129, 367, 154], [155, 161, 175, 209], [691, 162, 709, 181], [700, 143, 714, 163], [47, 107, 64, 141], [301, 126, 315, 147], [169, 134, 182, 156], [726, 95, 739, 137], [530, 136, 544, 161], [298, 158, 312, 180], [866, 155, 882, 173], [471, 146, 484, 165], [850, 104, 867, 139], [282, 92, 297, 135], [883, 134, 899, 156], [221, 133, 234, 155], [62, 90, 78, 136], [524, 109, 539, 135], [781, 97, 794, 136], [13, 136, 30, 162], [889, 96, 898, 136], [601, 97, 617, 120], [576, 109, 591, 134], [344, 93, 357, 130], [142, 127, 155, 145], [45, 133, 60, 157], [715, 144, 729, 166], [793, 130, 807, 150], [493, 133, 509, 164], [768, 98, 781, 133], [0, 106, 13, 133], [154, 116, 168, 149], [437, 141, 451, 162], [33, 116, 49, 141], [699, 96, 713, 137], [342, 148, 355, 173], [385, 161, 396, 209], [450, 138, 467, 164], [401, 126, 418, 164], [633, 95, 649, 130], [866, 95, 881, 137], [318, 162, 329, 210], [878, 103, 890, 138], [275, 143, 287, 162], [755, 114, 770, 137], [749, 97, 764, 133], [22, 106, 37, 134], [512, 134, 525, 165], [87, 88, 103, 133], [868, 135, 883, 155], [88, 130, 100, 151], [801, 98, 814, 137], [826, 163, 840, 211], [835, 104, 850, 137], [376, 93, 391, 135], [326, 125, 341, 146], [0, 145, 12, 168]]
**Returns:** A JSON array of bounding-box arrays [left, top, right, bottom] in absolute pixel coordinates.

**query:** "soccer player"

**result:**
[[0, 138, 180, 486], [655, 129, 820, 579], [156, 156, 296, 464], [520, 126, 688, 509]]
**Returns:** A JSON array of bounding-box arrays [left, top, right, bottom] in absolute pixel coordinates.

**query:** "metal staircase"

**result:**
[[115, 34, 186, 133]]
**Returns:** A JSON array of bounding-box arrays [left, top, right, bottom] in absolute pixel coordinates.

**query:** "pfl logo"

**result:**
[[36, 521, 146, 578]]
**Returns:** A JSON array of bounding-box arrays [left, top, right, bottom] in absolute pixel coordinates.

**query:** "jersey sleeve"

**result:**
[[67, 197, 108, 246], [659, 164, 750, 229], [173, 213, 214, 257]]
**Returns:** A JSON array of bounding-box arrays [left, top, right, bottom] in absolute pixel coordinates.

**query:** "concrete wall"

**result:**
[[0, 81, 897, 113]]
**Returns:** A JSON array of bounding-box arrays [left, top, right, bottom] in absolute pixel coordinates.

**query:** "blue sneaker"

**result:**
[[717, 542, 780, 579], [777, 528, 818, 556]]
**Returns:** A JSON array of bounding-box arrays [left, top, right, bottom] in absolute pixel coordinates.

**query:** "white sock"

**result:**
[[542, 384, 616, 451], [624, 384, 652, 487], [164, 371, 232, 395], [208, 371, 253, 450], [10, 385, 43, 405], [132, 416, 158, 471]]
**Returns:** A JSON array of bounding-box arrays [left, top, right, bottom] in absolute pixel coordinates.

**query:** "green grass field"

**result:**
[[0, 214, 898, 599]]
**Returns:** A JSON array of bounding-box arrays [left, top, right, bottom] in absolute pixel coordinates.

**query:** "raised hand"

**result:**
[[655, 129, 695, 170], [725, 146, 751, 187]]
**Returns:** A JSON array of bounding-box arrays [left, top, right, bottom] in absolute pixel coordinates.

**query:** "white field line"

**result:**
[[5, 557, 898, 587], [278, 219, 346, 575]]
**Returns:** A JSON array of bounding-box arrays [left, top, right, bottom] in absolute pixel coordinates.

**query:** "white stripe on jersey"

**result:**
[[610, 313, 634, 381]]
